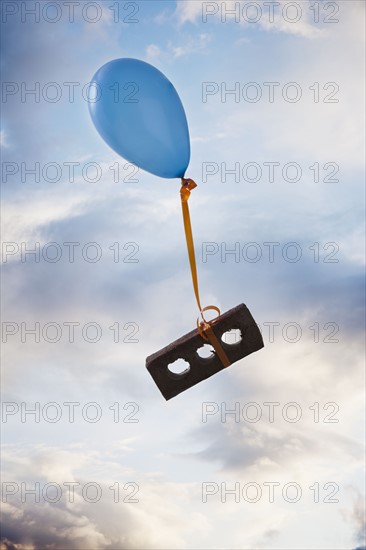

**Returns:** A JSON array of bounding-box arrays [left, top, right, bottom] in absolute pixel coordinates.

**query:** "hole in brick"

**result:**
[[196, 344, 215, 359], [221, 328, 242, 345], [167, 358, 190, 375]]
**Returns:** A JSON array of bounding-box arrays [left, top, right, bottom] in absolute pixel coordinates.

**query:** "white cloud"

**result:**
[[175, 0, 326, 37], [175, 1, 203, 25], [2, 435, 361, 549], [146, 44, 161, 61], [0, 444, 208, 549], [170, 33, 210, 58], [341, 489, 366, 548], [200, 2, 364, 172], [1, 189, 93, 251], [258, 0, 326, 38], [191, 132, 227, 143], [1, 130, 9, 148]]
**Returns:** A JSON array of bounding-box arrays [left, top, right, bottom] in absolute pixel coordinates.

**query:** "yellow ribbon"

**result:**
[[180, 178, 230, 368]]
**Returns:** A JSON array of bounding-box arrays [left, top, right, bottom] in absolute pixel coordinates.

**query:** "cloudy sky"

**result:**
[[1, 0, 365, 548]]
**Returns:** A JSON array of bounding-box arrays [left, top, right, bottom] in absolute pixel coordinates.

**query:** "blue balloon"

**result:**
[[89, 58, 191, 179]]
